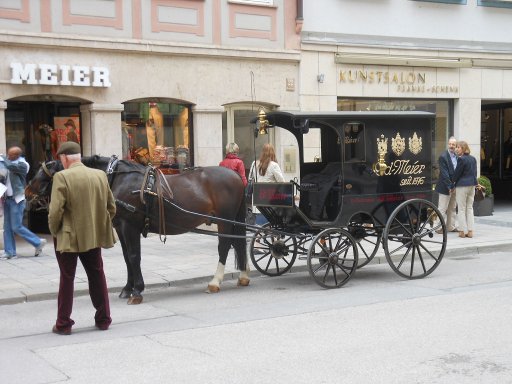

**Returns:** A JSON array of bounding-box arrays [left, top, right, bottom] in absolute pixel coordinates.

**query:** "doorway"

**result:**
[[5, 100, 82, 232], [481, 102, 512, 199]]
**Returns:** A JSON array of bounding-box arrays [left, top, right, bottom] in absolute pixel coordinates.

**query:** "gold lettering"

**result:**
[[340, 71, 346, 82], [376, 72, 383, 83], [358, 70, 367, 81], [418, 73, 426, 83], [392, 73, 399, 83]]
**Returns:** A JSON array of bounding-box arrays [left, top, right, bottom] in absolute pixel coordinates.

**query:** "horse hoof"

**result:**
[[207, 284, 220, 293], [237, 278, 250, 287], [127, 295, 143, 305], [119, 289, 132, 299]]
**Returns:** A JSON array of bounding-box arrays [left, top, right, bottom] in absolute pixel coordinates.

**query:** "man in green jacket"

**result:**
[[48, 141, 116, 335]]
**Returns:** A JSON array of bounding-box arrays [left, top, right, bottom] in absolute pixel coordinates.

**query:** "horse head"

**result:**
[[25, 160, 63, 211]]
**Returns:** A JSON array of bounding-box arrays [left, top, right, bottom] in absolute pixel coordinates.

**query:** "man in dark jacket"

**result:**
[[434, 137, 458, 233]]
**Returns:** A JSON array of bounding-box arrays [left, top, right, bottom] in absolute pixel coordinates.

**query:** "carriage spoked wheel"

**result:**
[[249, 224, 298, 276], [307, 228, 359, 289], [383, 198, 446, 279], [347, 212, 383, 269]]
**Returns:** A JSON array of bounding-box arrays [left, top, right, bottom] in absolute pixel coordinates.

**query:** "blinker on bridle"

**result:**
[[41, 162, 53, 178]]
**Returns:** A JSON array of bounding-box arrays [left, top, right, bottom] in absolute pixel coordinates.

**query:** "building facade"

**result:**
[[299, 0, 512, 198], [0, 0, 302, 178]]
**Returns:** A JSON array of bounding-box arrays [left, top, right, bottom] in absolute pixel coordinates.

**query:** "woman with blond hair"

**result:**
[[249, 143, 285, 183], [219, 142, 247, 186], [453, 140, 478, 238]]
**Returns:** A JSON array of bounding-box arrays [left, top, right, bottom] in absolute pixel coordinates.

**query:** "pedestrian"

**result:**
[[434, 136, 458, 233], [453, 140, 478, 238], [249, 143, 285, 183], [249, 143, 285, 224], [48, 142, 116, 335], [0, 146, 47, 260], [219, 142, 248, 186]]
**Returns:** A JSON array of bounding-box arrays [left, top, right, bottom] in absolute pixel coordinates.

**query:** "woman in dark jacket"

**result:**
[[453, 140, 478, 238]]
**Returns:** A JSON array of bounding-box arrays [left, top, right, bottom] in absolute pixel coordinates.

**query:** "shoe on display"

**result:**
[[35, 238, 47, 257]]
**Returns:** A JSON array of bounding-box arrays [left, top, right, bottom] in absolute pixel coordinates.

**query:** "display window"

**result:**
[[5, 100, 81, 178], [122, 101, 192, 172]]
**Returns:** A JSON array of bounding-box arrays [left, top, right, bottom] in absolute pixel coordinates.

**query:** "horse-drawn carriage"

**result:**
[[26, 110, 447, 303], [247, 110, 447, 288]]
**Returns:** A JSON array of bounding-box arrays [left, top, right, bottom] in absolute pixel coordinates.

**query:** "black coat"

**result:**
[[435, 150, 457, 195]]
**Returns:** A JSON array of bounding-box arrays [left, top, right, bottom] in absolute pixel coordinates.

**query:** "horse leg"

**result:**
[[234, 236, 250, 287], [116, 228, 134, 299], [207, 234, 231, 293], [117, 223, 145, 304]]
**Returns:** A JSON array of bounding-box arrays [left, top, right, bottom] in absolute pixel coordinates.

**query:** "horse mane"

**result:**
[[81, 155, 146, 173]]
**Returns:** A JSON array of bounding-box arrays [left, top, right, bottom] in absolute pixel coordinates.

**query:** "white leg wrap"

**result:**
[[208, 262, 225, 289]]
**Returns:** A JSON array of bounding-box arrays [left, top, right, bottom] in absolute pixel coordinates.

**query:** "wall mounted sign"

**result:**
[[339, 68, 458, 94], [10, 62, 111, 87]]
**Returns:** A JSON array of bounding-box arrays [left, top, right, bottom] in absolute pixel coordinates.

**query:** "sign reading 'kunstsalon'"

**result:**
[[10, 62, 111, 87]]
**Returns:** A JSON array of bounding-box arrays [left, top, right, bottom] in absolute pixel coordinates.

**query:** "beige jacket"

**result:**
[[48, 162, 116, 252]]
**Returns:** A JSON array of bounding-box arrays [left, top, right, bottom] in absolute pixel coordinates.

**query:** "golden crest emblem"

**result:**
[[377, 134, 388, 155], [391, 132, 405, 156], [409, 132, 422, 155]]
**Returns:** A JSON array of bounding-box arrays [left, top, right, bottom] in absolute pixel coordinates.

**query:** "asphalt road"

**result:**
[[1, 248, 512, 384]]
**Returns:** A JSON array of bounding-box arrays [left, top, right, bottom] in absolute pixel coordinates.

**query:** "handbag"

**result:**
[[474, 184, 485, 202]]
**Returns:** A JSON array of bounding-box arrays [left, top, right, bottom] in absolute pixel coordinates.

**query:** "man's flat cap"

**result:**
[[56, 141, 81, 156]]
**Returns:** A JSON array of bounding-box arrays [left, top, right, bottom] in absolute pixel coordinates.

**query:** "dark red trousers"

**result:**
[[55, 245, 112, 331]]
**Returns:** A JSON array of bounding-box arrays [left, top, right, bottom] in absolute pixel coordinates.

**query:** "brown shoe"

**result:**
[[52, 325, 71, 335], [459, 231, 466, 238], [466, 231, 473, 238]]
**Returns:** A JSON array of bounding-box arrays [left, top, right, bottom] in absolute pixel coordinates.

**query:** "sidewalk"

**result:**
[[1, 203, 511, 305]]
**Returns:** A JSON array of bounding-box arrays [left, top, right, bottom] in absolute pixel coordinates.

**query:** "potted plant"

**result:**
[[473, 175, 493, 216]]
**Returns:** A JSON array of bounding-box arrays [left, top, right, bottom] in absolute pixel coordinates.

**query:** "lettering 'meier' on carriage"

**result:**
[[249, 111, 446, 289]]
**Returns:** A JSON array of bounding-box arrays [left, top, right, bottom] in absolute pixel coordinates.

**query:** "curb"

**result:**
[[1, 241, 510, 306]]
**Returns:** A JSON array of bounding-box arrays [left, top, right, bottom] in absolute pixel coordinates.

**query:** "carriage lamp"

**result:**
[[256, 107, 270, 136], [372, 135, 389, 176]]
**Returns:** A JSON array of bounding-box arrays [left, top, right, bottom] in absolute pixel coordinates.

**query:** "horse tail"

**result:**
[[232, 192, 247, 271]]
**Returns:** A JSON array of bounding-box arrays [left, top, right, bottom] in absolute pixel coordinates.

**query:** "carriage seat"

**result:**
[[300, 162, 341, 220]]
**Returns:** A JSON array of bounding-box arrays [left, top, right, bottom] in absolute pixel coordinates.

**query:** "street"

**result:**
[[1, 248, 512, 384]]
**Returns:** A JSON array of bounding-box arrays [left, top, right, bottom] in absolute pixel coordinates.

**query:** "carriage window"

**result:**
[[344, 123, 366, 163], [122, 101, 191, 170], [303, 127, 322, 163]]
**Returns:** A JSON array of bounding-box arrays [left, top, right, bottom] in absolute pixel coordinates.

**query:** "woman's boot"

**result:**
[[459, 231, 466, 238], [466, 231, 473, 238]]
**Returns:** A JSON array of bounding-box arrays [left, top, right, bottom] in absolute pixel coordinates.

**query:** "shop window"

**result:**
[[122, 101, 191, 171], [478, 0, 512, 8], [411, 0, 467, 4]]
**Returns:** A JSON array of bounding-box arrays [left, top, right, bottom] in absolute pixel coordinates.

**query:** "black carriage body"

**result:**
[[260, 111, 435, 227]]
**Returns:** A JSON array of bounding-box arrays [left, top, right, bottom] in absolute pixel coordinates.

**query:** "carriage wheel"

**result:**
[[347, 213, 382, 269], [249, 224, 297, 276], [383, 199, 446, 279], [307, 228, 358, 289]]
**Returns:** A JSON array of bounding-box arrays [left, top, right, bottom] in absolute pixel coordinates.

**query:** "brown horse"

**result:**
[[26, 156, 250, 304]]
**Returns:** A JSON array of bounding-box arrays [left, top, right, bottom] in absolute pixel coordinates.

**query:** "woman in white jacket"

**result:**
[[249, 143, 285, 183]]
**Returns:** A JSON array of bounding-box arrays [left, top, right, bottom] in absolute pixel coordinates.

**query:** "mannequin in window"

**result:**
[[64, 119, 79, 143], [505, 131, 512, 170], [146, 103, 164, 161]]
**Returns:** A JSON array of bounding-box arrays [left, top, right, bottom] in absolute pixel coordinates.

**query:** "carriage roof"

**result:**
[[251, 110, 435, 133]]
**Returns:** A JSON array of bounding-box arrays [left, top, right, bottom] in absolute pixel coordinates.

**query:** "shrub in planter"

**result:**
[[474, 175, 493, 216], [477, 175, 492, 197]]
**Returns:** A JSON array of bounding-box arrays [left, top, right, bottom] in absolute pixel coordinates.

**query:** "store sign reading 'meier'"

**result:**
[[10, 62, 111, 87]]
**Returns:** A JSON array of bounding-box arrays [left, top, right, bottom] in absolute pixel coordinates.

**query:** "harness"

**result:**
[[105, 155, 174, 242]]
